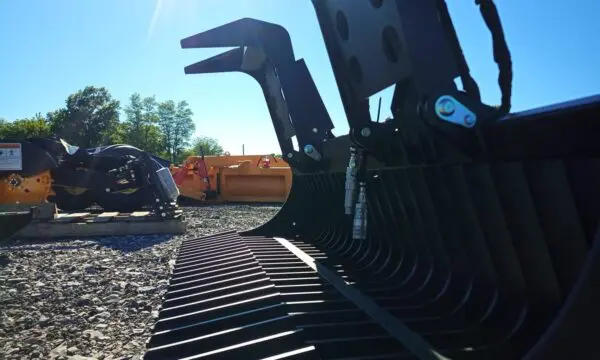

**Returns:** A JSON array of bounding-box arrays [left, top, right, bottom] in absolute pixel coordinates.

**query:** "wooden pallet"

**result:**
[[9, 208, 186, 239]]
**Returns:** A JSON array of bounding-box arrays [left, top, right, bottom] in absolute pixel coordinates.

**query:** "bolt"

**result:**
[[156, 198, 160, 203], [360, 127, 371, 137], [287, 153, 293, 158], [304, 144, 314, 154], [312, 128, 318, 133], [105, 188, 110, 193], [464, 114, 476, 126], [437, 98, 456, 116], [161, 213, 166, 217]]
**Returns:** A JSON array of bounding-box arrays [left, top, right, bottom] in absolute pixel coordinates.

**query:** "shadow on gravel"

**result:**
[[0, 234, 175, 253], [94, 234, 175, 252], [178, 199, 284, 208], [0, 253, 9, 267]]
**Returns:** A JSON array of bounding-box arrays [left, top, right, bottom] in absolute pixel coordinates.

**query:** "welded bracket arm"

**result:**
[[311, 0, 510, 164], [180, 18, 335, 171]]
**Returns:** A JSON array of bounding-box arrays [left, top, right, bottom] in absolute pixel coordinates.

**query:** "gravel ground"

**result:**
[[0, 204, 281, 360]]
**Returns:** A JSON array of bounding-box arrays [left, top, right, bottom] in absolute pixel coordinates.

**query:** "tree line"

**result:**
[[0, 85, 224, 164]]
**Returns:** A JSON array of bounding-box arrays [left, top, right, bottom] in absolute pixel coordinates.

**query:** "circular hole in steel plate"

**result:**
[[370, 0, 384, 8], [336, 11, 349, 41]]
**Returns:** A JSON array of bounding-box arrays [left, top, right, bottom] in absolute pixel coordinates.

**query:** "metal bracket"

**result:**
[[180, 18, 335, 171], [311, 0, 459, 126], [434, 95, 477, 128], [310, 0, 501, 163]]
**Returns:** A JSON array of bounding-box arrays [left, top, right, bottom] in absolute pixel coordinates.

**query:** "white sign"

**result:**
[[0, 143, 23, 171]]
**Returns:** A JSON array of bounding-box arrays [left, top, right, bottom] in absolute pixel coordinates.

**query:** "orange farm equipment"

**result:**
[[170, 153, 292, 203]]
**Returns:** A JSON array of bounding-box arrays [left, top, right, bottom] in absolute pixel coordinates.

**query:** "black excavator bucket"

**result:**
[[143, 1, 600, 359]]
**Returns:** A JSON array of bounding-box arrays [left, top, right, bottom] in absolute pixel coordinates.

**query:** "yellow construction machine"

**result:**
[[170, 153, 292, 203]]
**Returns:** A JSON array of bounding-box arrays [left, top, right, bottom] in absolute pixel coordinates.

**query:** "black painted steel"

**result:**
[[181, 18, 334, 171], [155, 0, 600, 358], [0, 137, 179, 228], [144, 100, 600, 359], [243, 98, 600, 360], [144, 231, 432, 359]]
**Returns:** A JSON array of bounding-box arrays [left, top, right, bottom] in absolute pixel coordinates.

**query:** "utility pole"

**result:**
[[242, 144, 245, 155]]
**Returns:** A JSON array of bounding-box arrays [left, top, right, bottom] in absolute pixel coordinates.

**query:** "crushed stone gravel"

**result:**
[[0, 204, 281, 360]]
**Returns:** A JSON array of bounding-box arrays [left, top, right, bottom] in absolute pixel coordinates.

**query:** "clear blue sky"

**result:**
[[1, 0, 599, 155]]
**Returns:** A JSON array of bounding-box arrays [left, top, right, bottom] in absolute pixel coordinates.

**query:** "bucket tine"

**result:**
[[181, 18, 334, 170], [180, 18, 295, 64], [184, 48, 244, 75], [180, 18, 264, 49]]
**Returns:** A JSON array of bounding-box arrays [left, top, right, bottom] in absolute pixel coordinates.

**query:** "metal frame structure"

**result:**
[[155, 1, 600, 359], [181, 18, 335, 172]]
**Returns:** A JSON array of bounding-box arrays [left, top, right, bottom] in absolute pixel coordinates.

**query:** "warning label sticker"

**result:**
[[0, 143, 23, 171]]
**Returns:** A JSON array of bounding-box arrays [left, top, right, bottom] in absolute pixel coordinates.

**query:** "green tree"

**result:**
[[174, 148, 195, 164], [105, 122, 128, 145], [47, 86, 120, 148], [141, 96, 162, 152], [191, 136, 224, 156], [0, 113, 52, 140], [2, 88, 207, 164], [173, 136, 224, 164], [158, 100, 195, 162], [0, 118, 9, 138], [172, 101, 196, 161], [157, 100, 176, 160], [123, 93, 162, 152], [123, 93, 144, 145]]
